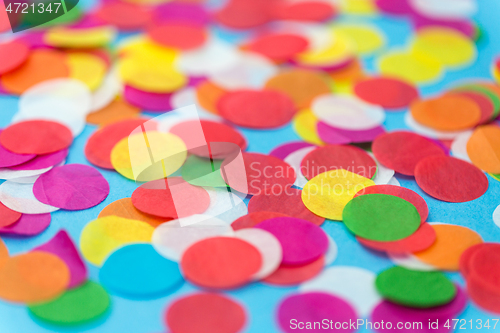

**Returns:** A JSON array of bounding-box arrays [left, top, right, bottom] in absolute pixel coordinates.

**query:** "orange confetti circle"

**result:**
[[467, 124, 500, 174], [410, 95, 481, 131]]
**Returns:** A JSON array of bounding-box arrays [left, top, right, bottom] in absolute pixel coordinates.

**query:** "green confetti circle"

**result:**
[[181, 155, 226, 187], [376, 266, 457, 308], [342, 193, 420, 241], [29, 281, 110, 325]]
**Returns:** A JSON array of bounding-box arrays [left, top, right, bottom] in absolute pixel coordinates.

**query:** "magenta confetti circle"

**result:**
[[10, 148, 68, 171], [33, 164, 110, 210], [254, 217, 328, 265], [278, 292, 358, 333], [0, 213, 51, 236]]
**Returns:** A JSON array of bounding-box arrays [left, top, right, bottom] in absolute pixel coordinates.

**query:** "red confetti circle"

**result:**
[[272, 1, 336, 22], [85, 118, 151, 169], [221, 152, 296, 196], [132, 177, 210, 219], [0, 202, 21, 228], [181, 237, 262, 289], [354, 184, 429, 222], [215, 0, 272, 29], [300, 144, 377, 180], [148, 23, 207, 50], [372, 131, 445, 176], [354, 77, 419, 109], [96, 2, 151, 30], [166, 293, 246, 333], [0, 120, 73, 155], [248, 187, 324, 226], [263, 256, 324, 286], [357, 223, 436, 253], [0, 40, 30, 75], [415, 155, 488, 203], [247, 33, 309, 63], [170, 120, 247, 159], [218, 90, 296, 129]]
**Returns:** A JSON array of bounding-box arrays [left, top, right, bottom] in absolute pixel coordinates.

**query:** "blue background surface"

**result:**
[[1, 0, 500, 332]]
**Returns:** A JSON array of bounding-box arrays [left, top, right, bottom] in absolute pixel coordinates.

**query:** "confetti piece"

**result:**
[[119, 57, 186, 94], [414, 224, 482, 271], [317, 122, 385, 144], [34, 230, 86, 289], [343, 194, 420, 241], [170, 120, 247, 159], [221, 152, 296, 196], [333, 23, 385, 56], [9, 149, 68, 171], [215, 0, 271, 29], [67, 52, 107, 91], [247, 33, 309, 63], [153, 214, 234, 261], [0, 181, 59, 214], [372, 131, 446, 176], [378, 50, 443, 85], [231, 212, 290, 230], [111, 131, 187, 181], [29, 281, 110, 326], [33, 164, 109, 210], [410, 95, 481, 131], [153, 1, 210, 26], [274, 1, 336, 21], [277, 293, 357, 333], [0, 131, 35, 168], [264, 255, 325, 285], [148, 23, 207, 51], [255, 217, 328, 265], [44, 26, 116, 49], [0, 40, 30, 75], [181, 236, 261, 289], [466, 124, 500, 173], [301, 144, 377, 180], [86, 99, 140, 126], [295, 35, 354, 70], [355, 184, 429, 222], [375, 266, 456, 308], [0, 49, 69, 95], [85, 118, 151, 169], [181, 156, 226, 187], [292, 109, 325, 145], [354, 77, 419, 109], [371, 288, 467, 333], [405, 111, 468, 140], [248, 187, 324, 226], [196, 81, 226, 114], [269, 141, 315, 160], [0, 201, 21, 228], [414, 155, 488, 202], [265, 69, 331, 109], [300, 266, 381, 317], [312, 95, 385, 130], [302, 169, 375, 220], [358, 222, 436, 253], [411, 27, 477, 68], [0, 213, 51, 236], [100, 244, 183, 298], [0, 252, 69, 303], [99, 198, 167, 228], [123, 85, 173, 112], [234, 228, 282, 280], [203, 187, 248, 224], [79, 216, 154, 266], [451, 91, 494, 124], [0, 120, 72, 155], [166, 293, 246, 333], [218, 89, 296, 129], [132, 177, 210, 219], [96, 2, 151, 30]]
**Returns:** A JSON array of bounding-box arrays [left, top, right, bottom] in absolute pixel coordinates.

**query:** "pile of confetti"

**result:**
[[1, 0, 500, 332]]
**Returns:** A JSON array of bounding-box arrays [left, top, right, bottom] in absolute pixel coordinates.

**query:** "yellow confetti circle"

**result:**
[[45, 26, 116, 48], [67, 53, 107, 91], [333, 24, 385, 56], [340, 0, 378, 15], [293, 109, 325, 146], [118, 36, 177, 64], [411, 27, 477, 68], [296, 33, 354, 67], [118, 55, 187, 93], [80, 216, 155, 266], [378, 50, 443, 85], [302, 169, 375, 220], [111, 131, 187, 182]]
